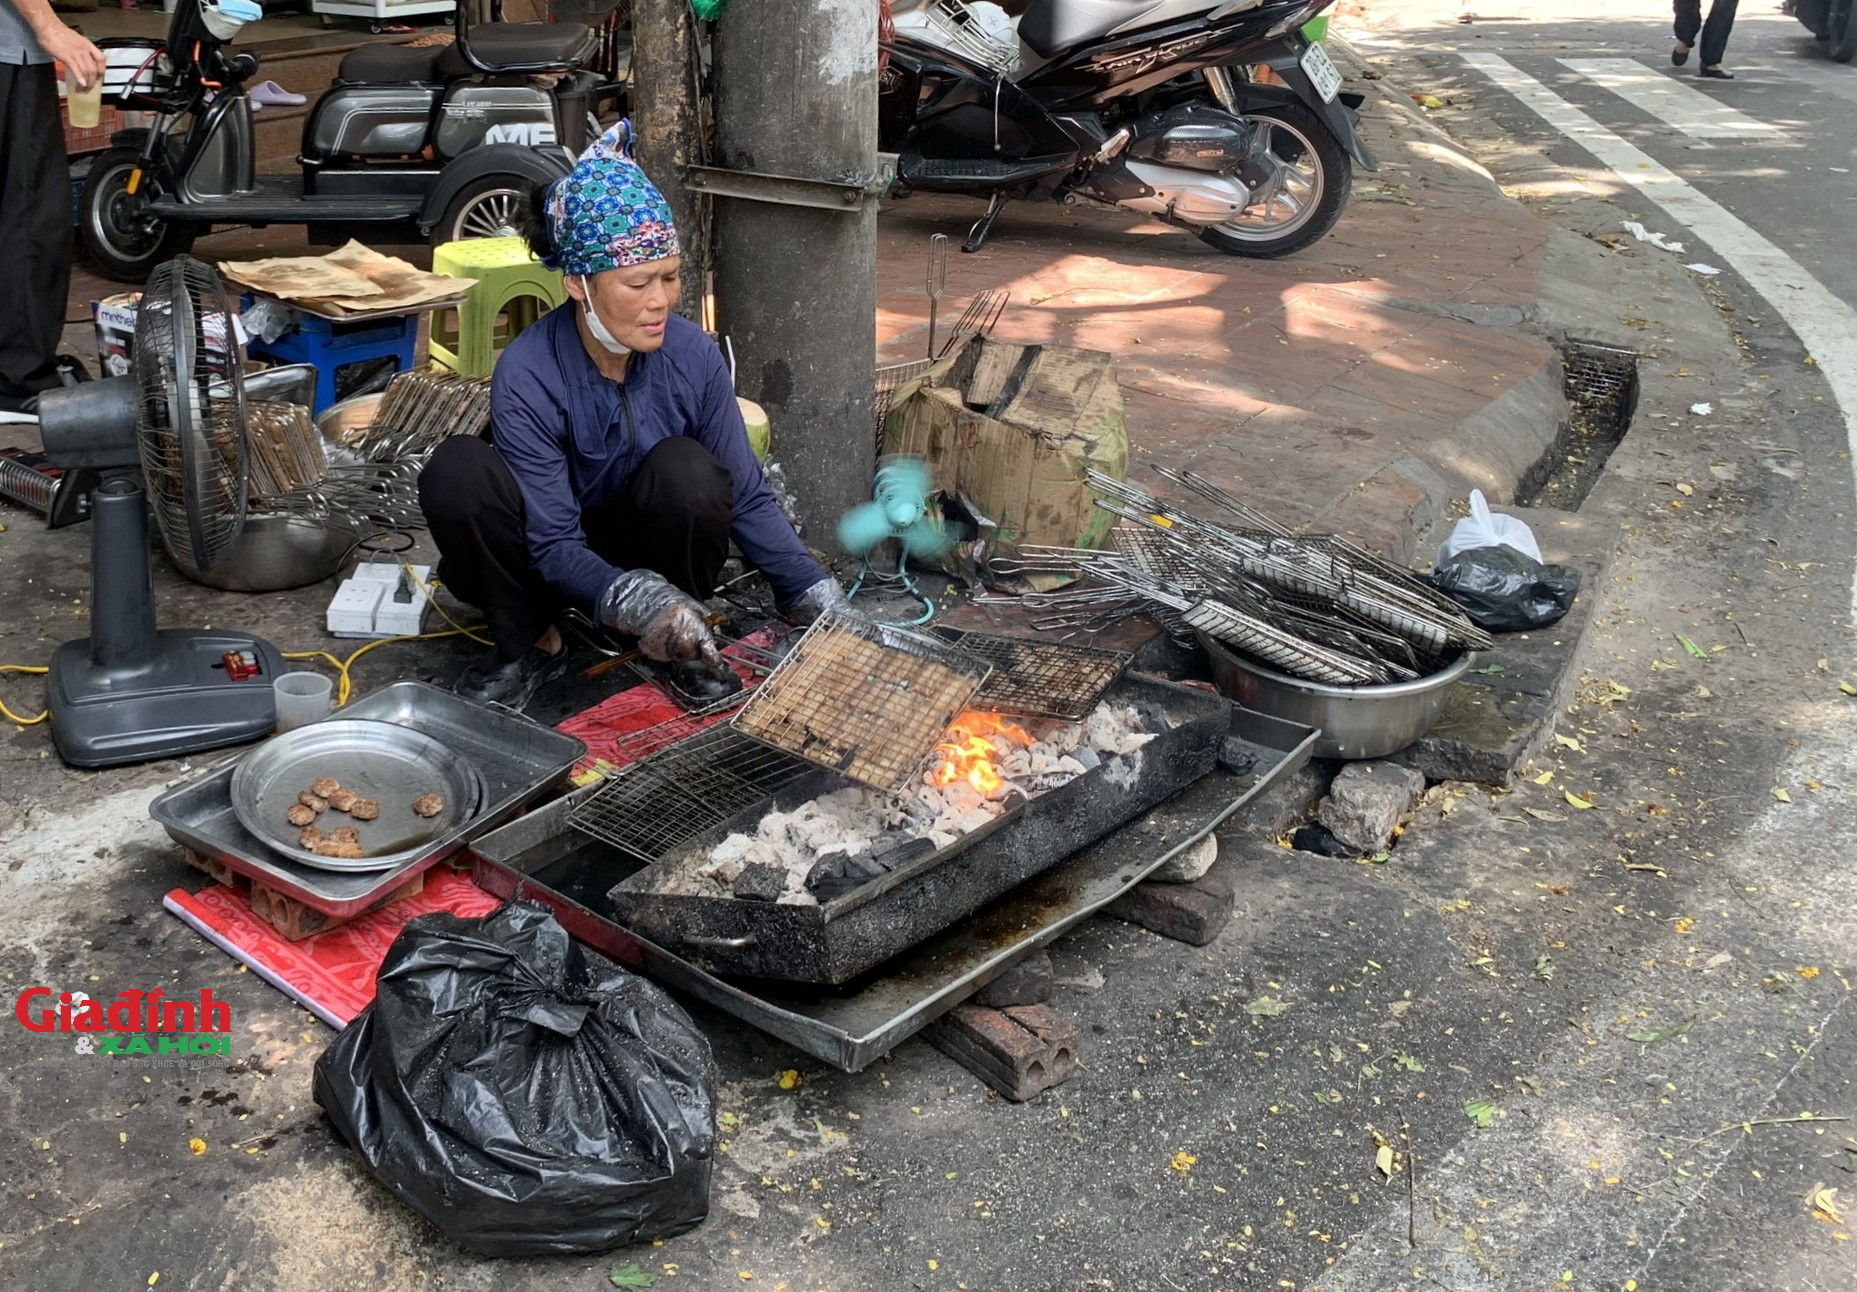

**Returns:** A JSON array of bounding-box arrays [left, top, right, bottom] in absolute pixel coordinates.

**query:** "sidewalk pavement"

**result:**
[[872, 57, 1562, 564]]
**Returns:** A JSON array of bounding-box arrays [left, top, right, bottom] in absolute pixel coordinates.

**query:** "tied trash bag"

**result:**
[[1425, 545, 1581, 633], [312, 902, 716, 1257], [1435, 489, 1543, 565]]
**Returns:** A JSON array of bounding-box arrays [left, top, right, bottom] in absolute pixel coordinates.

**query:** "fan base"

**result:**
[[48, 630, 287, 768]]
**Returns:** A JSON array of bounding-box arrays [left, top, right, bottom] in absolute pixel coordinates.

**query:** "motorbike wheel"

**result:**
[[1196, 101, 1351, 260], [432, 177, 532, 246], [1832, 0, 1857, 61], [80, 148, 201, 284]]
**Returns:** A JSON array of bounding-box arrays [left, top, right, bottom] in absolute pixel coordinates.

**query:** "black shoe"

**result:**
[[1701, 65, 1734, 78], [453, 645, 569, 710], [1673, 44, 1690, 65]]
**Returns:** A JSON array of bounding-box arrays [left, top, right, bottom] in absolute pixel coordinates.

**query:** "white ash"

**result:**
[[648, 701, 1162, 904]]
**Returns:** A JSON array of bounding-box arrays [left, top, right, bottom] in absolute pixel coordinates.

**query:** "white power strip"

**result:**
[[326, 562, 432, 639]]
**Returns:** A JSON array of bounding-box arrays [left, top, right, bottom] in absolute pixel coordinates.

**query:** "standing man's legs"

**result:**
[[0, 62, 72, 407], [1673, 0, 1704, 60], [1699, 0, 1740, 69]]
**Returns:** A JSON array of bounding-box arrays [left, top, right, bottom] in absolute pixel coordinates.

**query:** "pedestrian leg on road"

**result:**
[[0, 63, 73, 410], [1674, 0, 1738, 76]]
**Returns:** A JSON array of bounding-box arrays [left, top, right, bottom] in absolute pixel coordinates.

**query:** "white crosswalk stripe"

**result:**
[[1559, 57, 1784, 138], [1463, 51, 1857, 626]]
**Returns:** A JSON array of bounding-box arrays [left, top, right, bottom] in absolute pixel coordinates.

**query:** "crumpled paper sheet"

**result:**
[[220, 240, 476, 317]]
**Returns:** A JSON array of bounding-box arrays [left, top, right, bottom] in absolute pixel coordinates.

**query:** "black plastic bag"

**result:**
[[313, 901, 716, 1257], [1425, 544, 1581, 633]]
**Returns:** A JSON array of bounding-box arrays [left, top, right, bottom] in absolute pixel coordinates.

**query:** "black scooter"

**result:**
[[1788, 0, 1857, 62], [83, 0, 618, 281], [880, 0, 1370, 257]]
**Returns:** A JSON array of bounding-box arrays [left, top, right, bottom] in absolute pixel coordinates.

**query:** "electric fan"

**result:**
[[837, 457, 953, 562], [34, 257, 284, 768]]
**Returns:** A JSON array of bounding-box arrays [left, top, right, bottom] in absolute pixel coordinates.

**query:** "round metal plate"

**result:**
[[230, 719, 486, 872]]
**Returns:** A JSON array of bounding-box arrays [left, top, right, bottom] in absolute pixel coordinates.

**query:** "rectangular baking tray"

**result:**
[[470, 703, 1318, 1071], [150, 681, 586, 917]]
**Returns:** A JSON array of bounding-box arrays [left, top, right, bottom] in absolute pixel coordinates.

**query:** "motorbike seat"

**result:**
[[1018, 0, 1191, 57], [435, 22, 597, 78], [337, 43, 446, 84]]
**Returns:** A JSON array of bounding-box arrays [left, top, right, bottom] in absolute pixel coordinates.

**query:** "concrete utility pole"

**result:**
[[710, 0, 878, 543], [630, 0, 709, 323]]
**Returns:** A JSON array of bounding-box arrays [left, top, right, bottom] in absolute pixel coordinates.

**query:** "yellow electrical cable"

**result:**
[[0, 663, 49, 727]]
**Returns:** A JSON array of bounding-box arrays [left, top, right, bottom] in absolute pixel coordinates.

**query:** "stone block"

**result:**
[[1106, 870, 1234, 946], [1149, 833, 1218, 884], [975, 949, 1054, 1008], [928, 1003, 1078, 1102], [1317, 762, 1425, 854]]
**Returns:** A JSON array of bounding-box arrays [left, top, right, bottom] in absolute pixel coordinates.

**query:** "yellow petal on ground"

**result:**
[[1798, 966, 1821, 979], [1171, 1151, 1198, 1174], [776, 1069, 803, 1091], [188, 1138, 206, 1156]]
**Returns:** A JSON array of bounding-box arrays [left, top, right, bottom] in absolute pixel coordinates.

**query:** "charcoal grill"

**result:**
[[928, 628, 1131, 720], [568, 724, 815, 864], [605, 673, 1229, 984], [731, 612, 992, 794]]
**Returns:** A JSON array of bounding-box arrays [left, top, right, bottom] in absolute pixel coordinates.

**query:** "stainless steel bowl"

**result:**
[[231, 719, 487, 872], [1199, 632, 1471, 760], [170, 511, 359, 592], [316, 391, 385, 447]]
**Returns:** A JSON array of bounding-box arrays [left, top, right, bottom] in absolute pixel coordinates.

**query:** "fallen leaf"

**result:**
[[1171, 1151, 1198, 1174], [1812, 1185, 1845, 1223], [1841, 682, 1857, 697], [1522, 807, 1567, 822], [1533, 954, 1555, 981], [1532, 770, 1555, 785], [1675, 482, 1695, 496], [1555, 734, 1585, 753], [1798, 966, 1821, 979], [1464, 1098, 1497, 1128], [1565, 791, 1595, 810], [1245, 996, 1289, 1018], [1395, 1054, 1426, 1072], [1696, 685, 1713, 699], [1627, 1018, 1694, 1045], [1674, 917, 1695, 934], [1376, 1145, 1395, 1178], [1677, 634, 1707, 659], [610, 1265, 659, 1288], [1773, 787, 1792, 803]]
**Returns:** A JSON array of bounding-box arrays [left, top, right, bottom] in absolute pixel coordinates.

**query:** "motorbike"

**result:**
[[83, 0, 617, 281], [879, 0, 1370, 257], [1787, 0, 1857, 62]]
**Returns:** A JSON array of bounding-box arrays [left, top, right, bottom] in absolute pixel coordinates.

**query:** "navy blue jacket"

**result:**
[[488, 307, 825, 613]]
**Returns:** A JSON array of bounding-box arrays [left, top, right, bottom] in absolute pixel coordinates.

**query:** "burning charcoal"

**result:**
[[297, 791, 328, 813], [286, 804, 319, 828], [310, 777, 341, 799], [956, 808, 997, 834], [1071, 746, 1101, 772], [870, 836, 937, 872], [732, 862, 790, 903], [804, 852, 888, 903], [1131, 700, 1171, 732]]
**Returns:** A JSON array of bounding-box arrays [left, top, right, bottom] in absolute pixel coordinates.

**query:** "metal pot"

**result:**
[[1199, 632, 1471, 760], [316, 391, 385, 448], [171, 511, 359, 592]]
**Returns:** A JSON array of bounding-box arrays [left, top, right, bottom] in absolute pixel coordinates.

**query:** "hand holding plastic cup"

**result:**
[[273, 672, 334, 733], [64, 60, 102, 129]]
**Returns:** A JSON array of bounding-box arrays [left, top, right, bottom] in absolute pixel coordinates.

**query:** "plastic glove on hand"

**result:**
[[785, 577, 857, 627], [598, 569, 718, 663]]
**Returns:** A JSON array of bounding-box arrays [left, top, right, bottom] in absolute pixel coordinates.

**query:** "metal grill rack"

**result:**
[[931, 628, 1131, 720], [732, 612, 992, 793], [340, 369, 493, 463], [568, 724, 814, 863]]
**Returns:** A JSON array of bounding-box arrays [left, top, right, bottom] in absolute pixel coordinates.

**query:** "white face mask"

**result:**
[[578, 275, 631, 355]]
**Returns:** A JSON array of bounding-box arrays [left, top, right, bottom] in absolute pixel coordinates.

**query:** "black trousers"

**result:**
[[1675, 0, 1738, 67], [418, 435, 735, 662], [0, 63, 73, 403]]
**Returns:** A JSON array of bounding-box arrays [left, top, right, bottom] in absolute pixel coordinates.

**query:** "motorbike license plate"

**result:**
[[1301, 41, 1342, 103]]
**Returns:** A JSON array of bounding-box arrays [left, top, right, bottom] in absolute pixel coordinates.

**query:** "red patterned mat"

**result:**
[[163, 869, 500, 1028]]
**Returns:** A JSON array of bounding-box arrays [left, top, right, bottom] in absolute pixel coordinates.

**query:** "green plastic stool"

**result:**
[[428, 237, 567, 377]]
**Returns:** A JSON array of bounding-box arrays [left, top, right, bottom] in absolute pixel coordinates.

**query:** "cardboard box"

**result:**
[[881, 336, 1129, 563], [92, 292, 141, 379]]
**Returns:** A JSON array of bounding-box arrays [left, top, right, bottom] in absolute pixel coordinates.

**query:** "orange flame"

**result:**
[[927, 712, 1034, 797]]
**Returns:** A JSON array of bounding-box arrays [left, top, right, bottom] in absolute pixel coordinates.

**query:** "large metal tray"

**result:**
[[611, 673, 1231, 984], [150, 681, 586, 917], [470, 706, 1319, 1071]]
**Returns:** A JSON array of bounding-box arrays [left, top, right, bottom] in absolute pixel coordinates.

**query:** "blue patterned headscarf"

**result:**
[[542, 120, 681, 276]]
